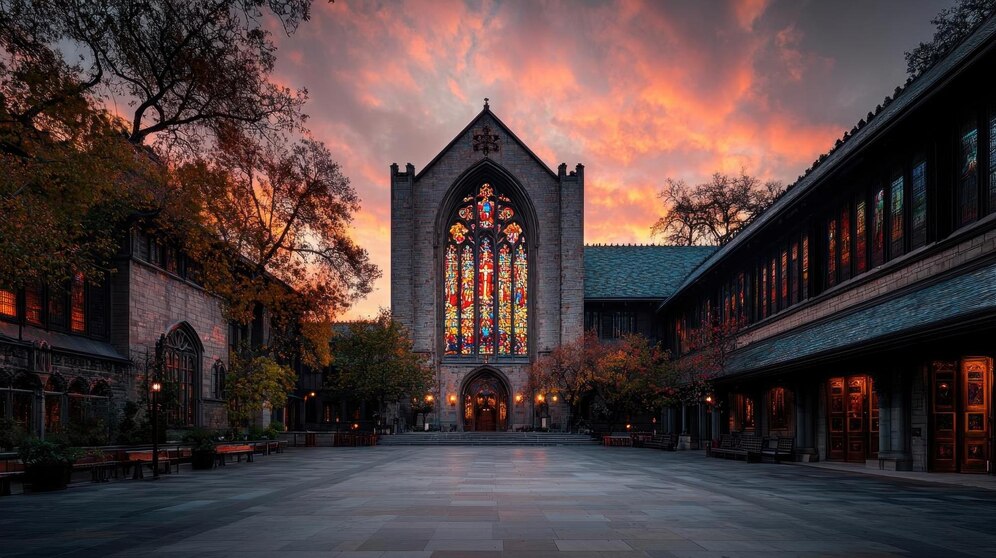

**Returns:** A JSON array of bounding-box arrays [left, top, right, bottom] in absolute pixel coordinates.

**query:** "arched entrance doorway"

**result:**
[[462, 370, 509, 431]]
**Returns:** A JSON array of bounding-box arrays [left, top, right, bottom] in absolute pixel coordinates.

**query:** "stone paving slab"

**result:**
[[1, 446, 996, 557]]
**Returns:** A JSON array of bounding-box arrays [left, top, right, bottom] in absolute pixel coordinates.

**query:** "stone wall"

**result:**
[[128, 260, 229, 429]]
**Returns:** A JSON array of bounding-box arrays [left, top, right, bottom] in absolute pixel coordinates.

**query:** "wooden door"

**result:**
[[930, 361, 959, 472], [477, 407, 496, 431], [961, 358, 991, 473], [845, 376, 867, 462], [827, 375, 875, 462]]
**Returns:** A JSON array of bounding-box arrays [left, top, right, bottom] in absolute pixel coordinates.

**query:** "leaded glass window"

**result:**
[[444, 183, 528, 356], [0, 288, 14, 317], [840, 204, 851, 282], [889, 175, 905, 259], [164, 327, 199, 427], [801, 233, 809, 300], [958, 123, 979, 227], [855, 196, 867, 273], [911, 160, 927, 249], [826, 217, 837, 288], [871, 187, 885, 268], [989, 111, 996, 211]]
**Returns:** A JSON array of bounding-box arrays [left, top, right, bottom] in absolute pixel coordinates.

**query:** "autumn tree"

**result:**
[[528, 330, 606, 432], [0, 0, 313, 288], [905, 0, 996, 77], [326, 311, 435, 426], [1, 0, 378, 368], [651, 171, 782, 246], [226, 350, 297, 433]]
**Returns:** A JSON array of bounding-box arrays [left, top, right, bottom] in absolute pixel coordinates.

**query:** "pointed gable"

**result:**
[[415, 103, 557, 181]]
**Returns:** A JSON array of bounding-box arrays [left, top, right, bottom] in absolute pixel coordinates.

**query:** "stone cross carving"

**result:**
[[473, 125, 500, 156]]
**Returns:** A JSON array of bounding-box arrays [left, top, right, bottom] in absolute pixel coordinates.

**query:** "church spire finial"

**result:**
[[484, 97, 490, 110]]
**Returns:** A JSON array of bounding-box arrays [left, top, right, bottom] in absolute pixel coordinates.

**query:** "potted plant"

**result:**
[[18, 438, 82, 491], [184, 429, 217, 470]]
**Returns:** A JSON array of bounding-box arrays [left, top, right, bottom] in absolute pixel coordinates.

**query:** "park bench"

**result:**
[[73, 454, 120, 483], [760, 437, 795, 463], [709, 433, 736, 458], [215, 444, 254, 466], [125, 450, 175, 479], [644, 433, 676, 451], [602, 432, 633, 447], [0, 471, 23, 496], [730, 435, 763, 462]]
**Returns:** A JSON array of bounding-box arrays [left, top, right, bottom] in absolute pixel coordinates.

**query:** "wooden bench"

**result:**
[[0, 472, 23, 496], [602, 433, 633, 447], [215, 444, 254, 466], [731, 436, 763, 462], [709, 433, 736, 458], [761, 437, 795, 463], [643, 433, 676, 451], [125, 451, 174, 479], [73, 456, 121, 483]]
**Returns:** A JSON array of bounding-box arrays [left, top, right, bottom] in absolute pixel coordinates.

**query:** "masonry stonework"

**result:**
[[391, 106, 583, 430]]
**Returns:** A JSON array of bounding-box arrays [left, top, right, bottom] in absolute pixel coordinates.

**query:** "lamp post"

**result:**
[[150, 381, 162, 480]]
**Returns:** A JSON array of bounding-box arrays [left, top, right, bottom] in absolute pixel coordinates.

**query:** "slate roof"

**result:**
[[584, 245, 716, 300], [668, 16, 996, 302], [724, 261, 996, 376], [0, 322, 129, 362]]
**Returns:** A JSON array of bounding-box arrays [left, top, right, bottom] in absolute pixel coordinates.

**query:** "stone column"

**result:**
[[875, 370, 913, 471], [794, 381, 818, 461]]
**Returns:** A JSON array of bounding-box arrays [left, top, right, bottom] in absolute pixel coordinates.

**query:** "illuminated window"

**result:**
[[826, 217, 837, 288], [163, 327, 199, 427], [760, 263, 768, 318], [990, 111, 996, 210], [890, 174, 905, 258], [0, 288, 14, 317], [444, 183, 528, 356], [801, 234, 809, 300], [839, 204, 851, 282], [958, 123, 979, 227], [70, 273, 85, 333], [780, 248, 788, 309], [911, 160, 927, 249], [769, 258, 776, 313], [855, 196, 867, 273], [729, 393, 756, 432], [789, 242, 799, 305], [20, 285, 41, 325], [871, 186, 885, 268], [769, 387, 788, 429]]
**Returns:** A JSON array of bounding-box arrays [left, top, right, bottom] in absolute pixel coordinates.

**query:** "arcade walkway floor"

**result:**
[[2, 447, 996, 557]]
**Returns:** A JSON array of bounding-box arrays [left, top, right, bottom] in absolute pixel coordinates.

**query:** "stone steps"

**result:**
[[377, 432, 599, 446]]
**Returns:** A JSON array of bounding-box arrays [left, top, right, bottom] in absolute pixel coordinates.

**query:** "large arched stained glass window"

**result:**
[[444, 183, 528, 356]]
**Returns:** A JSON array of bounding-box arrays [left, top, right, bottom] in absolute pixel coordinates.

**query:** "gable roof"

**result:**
[[666, 16, 996, 303], [415, 103, 558, 181], [584, 245, 716, 300]]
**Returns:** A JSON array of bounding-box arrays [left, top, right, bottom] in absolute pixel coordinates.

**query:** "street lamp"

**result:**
[[150, 381, 162, 480]]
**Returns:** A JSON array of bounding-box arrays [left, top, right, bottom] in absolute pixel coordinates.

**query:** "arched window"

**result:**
[[212, 360, 226, 400], [163, 327, 199, 427], [444, 183, 528, 356]]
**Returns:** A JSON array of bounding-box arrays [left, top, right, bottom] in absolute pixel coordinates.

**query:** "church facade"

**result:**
[[390, 102, 584, 431]]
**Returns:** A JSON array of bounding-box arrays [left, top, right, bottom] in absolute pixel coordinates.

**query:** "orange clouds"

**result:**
[[266, 0, 926, 319]]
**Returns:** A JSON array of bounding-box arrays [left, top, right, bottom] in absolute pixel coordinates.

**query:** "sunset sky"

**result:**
[[268, 0, 954, 319]]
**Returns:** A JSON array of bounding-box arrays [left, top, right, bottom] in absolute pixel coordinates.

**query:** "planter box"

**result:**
[[25, 463, 72, 492], [191, 450, 216, 470]]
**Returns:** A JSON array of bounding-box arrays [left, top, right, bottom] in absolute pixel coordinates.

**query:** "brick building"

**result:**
[[390, 19, 995, 473], [1, 228, 243, 439], [662, 18, 996, 473]]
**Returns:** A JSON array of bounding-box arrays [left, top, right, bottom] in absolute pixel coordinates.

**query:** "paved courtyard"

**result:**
[[2, 446, 996, 557]]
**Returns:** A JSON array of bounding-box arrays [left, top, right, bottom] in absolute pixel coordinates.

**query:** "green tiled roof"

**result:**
[[584, 245, 716, 300], [724, 261, 996, 375]]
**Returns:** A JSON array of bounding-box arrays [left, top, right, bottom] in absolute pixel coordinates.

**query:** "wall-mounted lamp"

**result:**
[[514, 394, 523, 404], [551, 395, 558, 403], [425, 394, 434, 403], [536, 393, 545, 403], [448, 394, 457, 406]]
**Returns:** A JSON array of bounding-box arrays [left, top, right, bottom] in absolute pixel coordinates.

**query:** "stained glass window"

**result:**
[[789, 242, 799, 305], [958, 124, 978, 227], [780, 249, 788, 310], [871, 187, 885, 268], [801, 234, 809, 300], [911, 161, 927, 249], [990, 112, 996, 211], [444, 183, 528, 356], [839, 205, 851, 282], [890, 175, 905, 258], [855, 197, 867, 274], [70, 273, 85, 333], [826, 217, 837, 288]]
